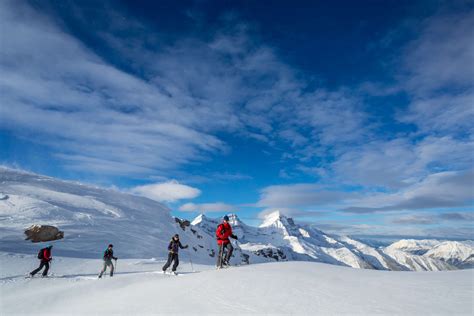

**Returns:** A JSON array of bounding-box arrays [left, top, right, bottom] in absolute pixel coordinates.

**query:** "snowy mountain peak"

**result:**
[[386, 239, 441, 255], [259, 210, 293, 228], [190, 213, 207, 226], [226, 213, 244, 226]]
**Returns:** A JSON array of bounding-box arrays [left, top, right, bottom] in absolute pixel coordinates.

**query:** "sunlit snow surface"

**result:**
[[0, 252, 472, 315]]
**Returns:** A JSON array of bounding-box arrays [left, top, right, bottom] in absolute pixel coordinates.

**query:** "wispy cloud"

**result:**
[[0, 1, 369, 179], [179, 202, 235, 213], [341, 169, 473, 213], [390, 214, 437, 225], [257, 183, 354, 209], [131, 181, 201, 203], [438, 212, 474, 222]]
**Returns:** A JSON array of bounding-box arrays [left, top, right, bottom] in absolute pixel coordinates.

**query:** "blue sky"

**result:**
[[1, 0, 473, 239]]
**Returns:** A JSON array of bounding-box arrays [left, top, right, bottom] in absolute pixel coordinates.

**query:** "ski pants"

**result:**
[[31, 260, 50, 276], [216, 242, 233, 267], [162, 252, 179, 272], [99, 259, 114, 277]]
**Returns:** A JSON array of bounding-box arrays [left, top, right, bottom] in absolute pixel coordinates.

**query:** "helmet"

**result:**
[[108, 244, 113, 248], [223, 215, 230, 221]]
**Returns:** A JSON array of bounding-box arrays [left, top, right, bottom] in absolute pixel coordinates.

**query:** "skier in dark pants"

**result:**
[[216, 215, 238, 268], [162, 234, 188, 274], [30, 245, 53, 277], [98, 244, 118, 278]]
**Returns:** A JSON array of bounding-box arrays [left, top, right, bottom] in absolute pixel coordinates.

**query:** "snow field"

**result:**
[[1, 252, 472, 315]]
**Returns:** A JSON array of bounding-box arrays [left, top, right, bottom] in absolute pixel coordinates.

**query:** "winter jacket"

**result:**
[[103, 249, 117, 261], [216, 222, 233, 245], [41, 248, 52, 262], [168, 239, 187, 254]]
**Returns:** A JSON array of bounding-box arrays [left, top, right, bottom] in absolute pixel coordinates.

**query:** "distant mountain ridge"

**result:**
[[0, 167, 472, 271]]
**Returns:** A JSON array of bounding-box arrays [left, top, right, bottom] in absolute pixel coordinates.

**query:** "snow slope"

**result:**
[[0, 167, 223, 263], [1, 252, 472, 315]]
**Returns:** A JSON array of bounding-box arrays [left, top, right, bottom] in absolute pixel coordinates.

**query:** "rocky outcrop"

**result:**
[[24, 224, 64, 242]]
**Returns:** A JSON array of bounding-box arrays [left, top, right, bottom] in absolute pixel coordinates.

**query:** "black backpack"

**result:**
[[37, 248, 44, 259]]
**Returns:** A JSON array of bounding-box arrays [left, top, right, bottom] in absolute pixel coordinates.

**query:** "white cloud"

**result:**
[[341, 169, 474, 213], [0, 1, 376, 178], [401, 11, 474, 95], [331, 136, 474, 189], [131, 181, 201, 203], [179, 202, 235, 213], [257, 169, 473, 216], [257, 183, 354, 209]]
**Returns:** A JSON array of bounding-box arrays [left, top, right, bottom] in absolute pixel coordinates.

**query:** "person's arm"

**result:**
[[168, 241, 173, 251], [216, 225, 225, 239], [179, 241, 188, 249], [224, 226, 233, 239]]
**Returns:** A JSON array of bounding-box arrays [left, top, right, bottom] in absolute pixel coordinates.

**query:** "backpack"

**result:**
[[37, 248, 44, 259], [216, 224, 226, 239]]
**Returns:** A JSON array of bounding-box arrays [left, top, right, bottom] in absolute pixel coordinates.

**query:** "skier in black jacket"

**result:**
[[162, 234, 188, 274], [98, 244, 118, 278]]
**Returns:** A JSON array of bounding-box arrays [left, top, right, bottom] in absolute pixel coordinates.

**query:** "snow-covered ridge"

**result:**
[[0, 167, 472, 271], [193, 210, 473, 271]]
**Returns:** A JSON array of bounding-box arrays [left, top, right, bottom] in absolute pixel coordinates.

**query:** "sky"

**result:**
[[0, 0, 473, 239]]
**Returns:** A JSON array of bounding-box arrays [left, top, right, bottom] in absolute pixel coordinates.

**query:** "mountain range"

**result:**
[[0, 166, 472, 271]]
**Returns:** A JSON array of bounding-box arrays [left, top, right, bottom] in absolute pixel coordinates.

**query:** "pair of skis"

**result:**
[[161, 270, 179, 276]]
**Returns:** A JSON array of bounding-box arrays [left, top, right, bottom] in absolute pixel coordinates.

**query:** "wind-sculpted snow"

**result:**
[[0, 167, 472, 271]]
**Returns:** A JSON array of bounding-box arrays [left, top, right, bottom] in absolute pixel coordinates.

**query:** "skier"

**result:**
[[30, 245, 53, 277], [98, 244, 118, 278], [162, 234, 188, 274], [216, 215, 238, 268]]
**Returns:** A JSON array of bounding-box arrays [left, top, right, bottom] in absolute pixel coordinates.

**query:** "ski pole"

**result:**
[[115, 259, 117, 275], [187, 248, 194, 272]]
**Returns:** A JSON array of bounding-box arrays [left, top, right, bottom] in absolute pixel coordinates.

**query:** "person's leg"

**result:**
[[31, 261, 45, 276], [172, 254, 179, 272], [98, 260, 107, 278], [109, 260, 114, 276], [162, 253, 173, 271], [42, 261, 50, 276], [224, 243, 234, 264], [216, 244, 224, 267]]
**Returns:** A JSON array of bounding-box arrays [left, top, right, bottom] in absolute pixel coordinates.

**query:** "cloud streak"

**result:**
[[179, 202, 235, 213], [131, 181, 201, 203]]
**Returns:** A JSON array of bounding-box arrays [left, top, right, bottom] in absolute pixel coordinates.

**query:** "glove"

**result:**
[[184, 245, 189, 249], [231, 234, 238, 240]]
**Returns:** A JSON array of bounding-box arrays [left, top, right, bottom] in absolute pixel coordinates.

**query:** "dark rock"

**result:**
[[174, 217, 191, 231], [24, 225, 64, 243]]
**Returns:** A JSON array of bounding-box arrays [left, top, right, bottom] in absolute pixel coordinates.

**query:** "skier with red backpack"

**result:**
[[30, 245, 53, 277], [216, 215, 238, 268], [98, 244, 118, 278]]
